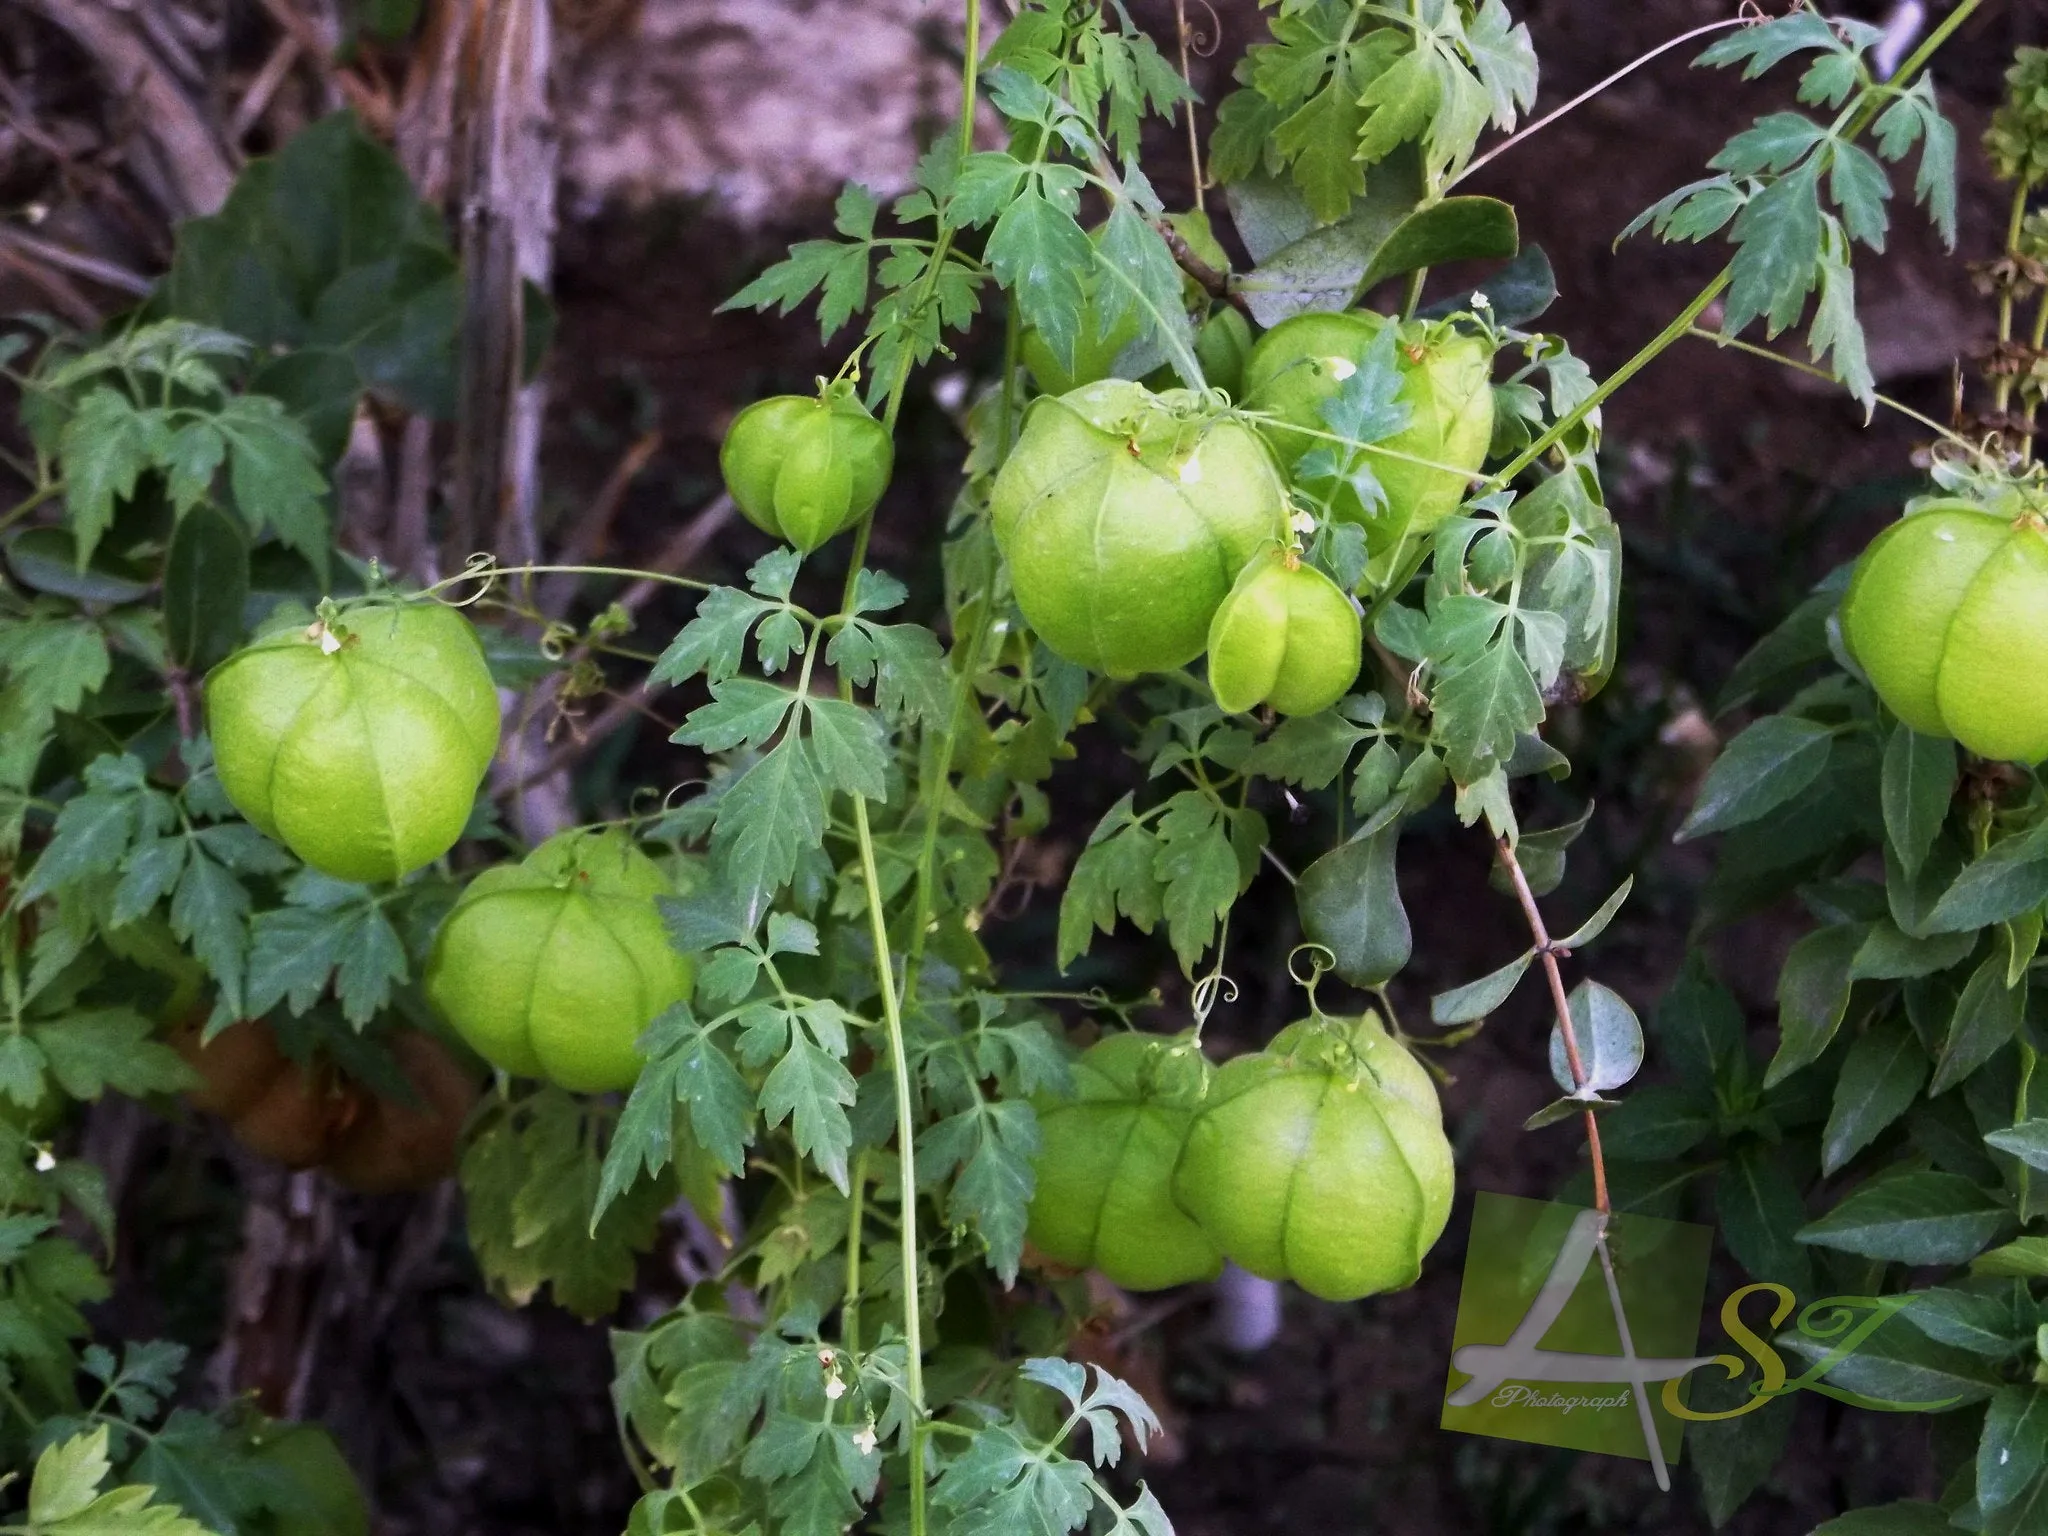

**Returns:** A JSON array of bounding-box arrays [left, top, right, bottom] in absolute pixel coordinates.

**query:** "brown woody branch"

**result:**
[[1152, 216, 1255, 322], [1494, 834, 1611, 1215]]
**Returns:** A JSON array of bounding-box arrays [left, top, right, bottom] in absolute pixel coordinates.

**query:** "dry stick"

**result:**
[[229, 32, 305, 143], [0, 227, 151, 296], [1174, 0, 1204, 214], [14, 0, 237, 217], [537, 430, 663, 620], [1494, 835, 1610, 1215], [0, 245, 100, 327]]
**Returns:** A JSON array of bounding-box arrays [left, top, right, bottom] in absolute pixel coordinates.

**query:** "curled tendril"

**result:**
[[656, 778, 708, 816], [438, 552, 502, 607], [1190, 968, 1239, 1026], [624, 784, 677, 826], [538, 621, 578, 663], [1287, 942, 1335, 988], [1734, 1, 1771, 25], [1181, 0, 1221, 58]]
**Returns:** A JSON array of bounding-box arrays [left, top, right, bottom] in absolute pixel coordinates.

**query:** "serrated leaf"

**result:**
[[921, 1099, 1038, 1283], [58, 390, 153, 566], [1151, 793, 1242, 975], [759, 1038, 855, 1193], [1058, 796, 1164, 970], [1429, 630, 1542, 784], [985, 191, 1093, 377], [653, 586, 779, 688], [1723, 159, 1824, 339], [213, 393, 330, 579]]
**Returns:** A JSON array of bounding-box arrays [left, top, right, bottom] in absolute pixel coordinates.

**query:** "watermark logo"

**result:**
[[1442, 1193, 1714, 1483], [1442, 1192, 1952, 1489]]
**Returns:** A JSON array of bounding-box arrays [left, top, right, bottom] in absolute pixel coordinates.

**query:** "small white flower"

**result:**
[[1471, 291, 1492, 309], [1289, 510, 1318, 536], [853, 1424, 878, 1455], [34, 1147, 56, 1172], [825, 1376, 847, 1401], [1326, 356, 1357, 381]]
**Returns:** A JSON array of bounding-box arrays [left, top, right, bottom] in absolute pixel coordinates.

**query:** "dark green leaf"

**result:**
[[1983, 1388, 2048, 1513], [1901, 1284, 2031, 1358], [1985, 1120, 2048, 1172], [1797, 1171, 2010, 1265], [1657, 954, 1749, 1091], [1295, 821, 1409, 988], [1822, 1017, 1926, 1174], [1926, 824, 2048, 934], [1430, 949, 1533, 1025], [1932, 953, 2027, 1097], [164, 501, 250, 671], [1882, 725, 1955, 880], [1809, 1503, 1964, 1535], [1766, 922, 1864, 1087], [1676, 715, 1835, 841], [1688, 1368, 1795, 1526], [1717, 1142, 1814, 1292]]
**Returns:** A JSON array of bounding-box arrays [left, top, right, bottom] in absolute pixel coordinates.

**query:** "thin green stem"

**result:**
[[843, 1151, 869, 1355], [960, 0, 981, 166], [1995, 182, 2031, 418], [852, 792, 926, 1536], [1477, 0, 1977, 496], [422, 561, 716, 600], [1491, 269, 1731, 487], [0, 481, 60, 536], [1452, 18, 1747, 188], [1401, 267, 1428, 320], [2020, 1043, 2037, 1219], [1686, 327, 1972, 446]]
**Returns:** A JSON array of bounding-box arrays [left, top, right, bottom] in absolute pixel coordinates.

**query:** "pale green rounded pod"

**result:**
[[720, 383, 894, 551], [205, 602, 500, 884], [1206, 550, 1362, 717], [1026, 1032, 1221, 1291], [1842, 500, 2048, 763], [989, 380, 1290, 678], [1244, 311, 1494, 586], [425, 829, 696, 1092], [1172, 1012, 1453, 1302]]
